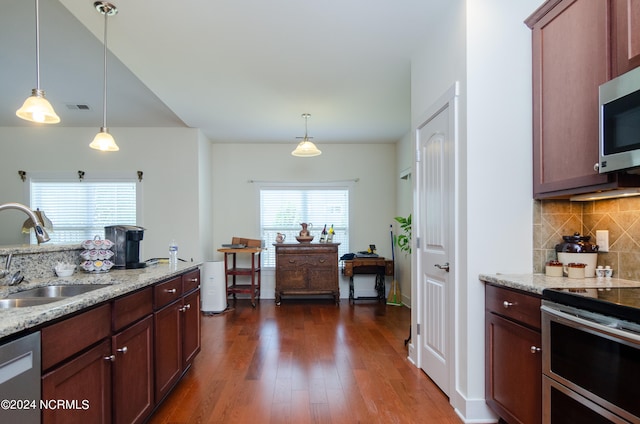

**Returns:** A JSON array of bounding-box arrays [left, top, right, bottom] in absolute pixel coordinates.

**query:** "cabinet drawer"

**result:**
[[485, 284, 541, 330], [155, 277, 183, 309], [182, 269, 200, 294], [41, 303, 111, 371], [112, 287, 153, 332], [279, 254, 334, 268]]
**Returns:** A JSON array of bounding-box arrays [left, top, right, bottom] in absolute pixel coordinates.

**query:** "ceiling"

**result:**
[[2, 0, 441, 145]]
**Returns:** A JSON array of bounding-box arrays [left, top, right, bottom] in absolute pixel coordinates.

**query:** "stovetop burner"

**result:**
[[543, 287, 640, 324]]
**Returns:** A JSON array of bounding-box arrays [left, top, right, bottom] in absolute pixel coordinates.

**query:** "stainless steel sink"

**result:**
[[7, 285, 110, 299], [0, 298, 64, 309]]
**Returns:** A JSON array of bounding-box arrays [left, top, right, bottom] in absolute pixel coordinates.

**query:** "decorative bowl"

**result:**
[[296, 236, 314, 243], [55, 262, 76, 277]]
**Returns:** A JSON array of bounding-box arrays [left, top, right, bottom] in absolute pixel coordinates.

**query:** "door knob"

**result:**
[[434, 262, 450, 272]]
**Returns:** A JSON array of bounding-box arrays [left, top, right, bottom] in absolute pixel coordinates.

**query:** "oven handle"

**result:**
[[541, 304, 640, 345]]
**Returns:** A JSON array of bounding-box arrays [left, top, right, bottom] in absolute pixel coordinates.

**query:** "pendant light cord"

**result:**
[[102, 10, 108, 128], [35, 0, 41, 91]]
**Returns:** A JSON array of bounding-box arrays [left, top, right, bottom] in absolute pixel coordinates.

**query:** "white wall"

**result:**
[[211, 142, 396, 298], [0, 126, 212, 263], [395, 131, 413, 304], [409, 0, 541, 421]]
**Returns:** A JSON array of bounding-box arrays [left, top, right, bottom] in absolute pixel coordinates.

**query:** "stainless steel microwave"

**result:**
[[599, 66, 640, 174]]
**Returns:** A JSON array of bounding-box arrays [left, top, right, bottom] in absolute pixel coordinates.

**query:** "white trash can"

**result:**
[[201, 261, 226, 313]]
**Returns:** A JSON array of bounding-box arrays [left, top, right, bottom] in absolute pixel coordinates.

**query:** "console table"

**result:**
[[342, 257, 393, 303], [274, 243, 340, 305]]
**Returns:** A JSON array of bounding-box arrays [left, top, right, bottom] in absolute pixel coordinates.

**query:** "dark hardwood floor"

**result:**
[[148, 299, 462, 424]]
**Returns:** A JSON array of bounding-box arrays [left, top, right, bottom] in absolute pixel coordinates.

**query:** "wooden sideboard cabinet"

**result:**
[[274, 243, 340, 305]]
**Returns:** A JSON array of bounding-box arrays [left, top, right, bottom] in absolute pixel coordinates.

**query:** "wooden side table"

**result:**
[[342, 257, 393, 303], [217, 247, 262, 307]]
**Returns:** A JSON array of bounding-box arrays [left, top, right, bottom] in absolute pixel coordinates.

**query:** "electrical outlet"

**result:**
[[596, 230, 609, 252]]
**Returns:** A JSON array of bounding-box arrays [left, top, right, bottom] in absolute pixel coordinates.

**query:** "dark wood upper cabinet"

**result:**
[[527, 0, 640, 199], [612, 0, 640, 77]]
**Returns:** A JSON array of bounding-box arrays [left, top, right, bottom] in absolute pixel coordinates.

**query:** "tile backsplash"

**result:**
[[534, 197, 640, 280]]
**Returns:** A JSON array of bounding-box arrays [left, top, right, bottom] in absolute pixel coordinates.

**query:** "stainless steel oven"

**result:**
[[541, 300, 640, 423]]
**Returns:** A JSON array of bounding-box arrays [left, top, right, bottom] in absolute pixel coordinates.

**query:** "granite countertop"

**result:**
[[0, 262, 201, 340], [479, 273, 640, 295]]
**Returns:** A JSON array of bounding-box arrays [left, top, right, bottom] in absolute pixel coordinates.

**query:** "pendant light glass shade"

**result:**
[[90, 2, 119, 152], [291, 113, 321, 157], [16, 0, 60, 124], [16, 89, 60, 124], [90, 127, 119, 151], [292, 140, 322, 157]]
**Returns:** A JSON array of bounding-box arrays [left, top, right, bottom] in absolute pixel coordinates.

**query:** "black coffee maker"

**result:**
[[105, 225, 146, 269]]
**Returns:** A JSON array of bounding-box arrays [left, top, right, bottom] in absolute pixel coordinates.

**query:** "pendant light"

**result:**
[[16, 0, 60, 124], [292, 113, 321, 157], [90, 1, 119, 152]]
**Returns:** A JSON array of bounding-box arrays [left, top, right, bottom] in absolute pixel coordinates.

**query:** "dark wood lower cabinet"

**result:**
[[155, 287, 201, 403], [37, 268, 201, 424], [182, 289, 201, 368], [486, 313, 542, 424], [42, 339, 112, 424], [113, 315, 154, 424], [485, 284, 542, 424], [154, 300, 183, 403]]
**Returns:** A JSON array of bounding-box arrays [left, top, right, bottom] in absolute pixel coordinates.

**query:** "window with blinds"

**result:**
[[260, 186, 350, 267], [29, 180, 137, 244]]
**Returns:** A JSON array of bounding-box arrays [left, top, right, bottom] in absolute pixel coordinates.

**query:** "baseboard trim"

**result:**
[[451, 393, 499, 424]]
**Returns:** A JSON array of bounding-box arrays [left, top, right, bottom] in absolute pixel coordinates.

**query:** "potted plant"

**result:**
[[394, 214, 411, 254]]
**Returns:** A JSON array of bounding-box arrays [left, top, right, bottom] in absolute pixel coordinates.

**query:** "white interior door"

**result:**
[[415, 84, 457, 396]]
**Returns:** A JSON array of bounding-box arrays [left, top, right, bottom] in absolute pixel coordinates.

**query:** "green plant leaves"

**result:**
[[394, 214, 412, 254]]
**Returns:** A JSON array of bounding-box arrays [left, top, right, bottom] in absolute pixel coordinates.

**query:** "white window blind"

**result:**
[[260, 186, 349, 267], [30, 180, 137, 244]]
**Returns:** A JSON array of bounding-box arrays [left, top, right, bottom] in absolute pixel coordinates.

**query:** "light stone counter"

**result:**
[[479, 273, 640, 295], [0, 261, 200, 339]]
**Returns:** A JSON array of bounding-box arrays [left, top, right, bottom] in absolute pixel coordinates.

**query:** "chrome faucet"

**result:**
[[0, 254, 11, 278], [0, 254, 24, 286], [0, 202, 50, 244]]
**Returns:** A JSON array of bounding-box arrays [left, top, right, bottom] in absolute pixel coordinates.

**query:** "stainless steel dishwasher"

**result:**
[[0, 332, 41, 424]]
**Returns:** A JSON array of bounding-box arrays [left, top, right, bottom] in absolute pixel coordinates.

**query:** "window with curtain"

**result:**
[[260, 185, 350, 267], [28, 174, 138, 244]]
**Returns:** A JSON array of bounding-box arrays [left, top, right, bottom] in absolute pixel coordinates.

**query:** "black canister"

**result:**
[[555, 232, 599, 253]]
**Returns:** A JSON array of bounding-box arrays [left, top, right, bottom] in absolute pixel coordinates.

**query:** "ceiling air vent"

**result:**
[[65, 104, 91, 110]]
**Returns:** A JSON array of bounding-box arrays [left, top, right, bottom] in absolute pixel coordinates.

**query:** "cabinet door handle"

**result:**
[[503, 301, 514, 308], [166, 288, 177, 293], [288, 259, 296, 263], [188, 278, 198, 283], [117, 346, 128, 354], [530, 346, 541, 354], [180, 304, 191, 312], [319, 259, 326, 263], [593, 163, 599, 172], [104, 355, 115, 362]]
